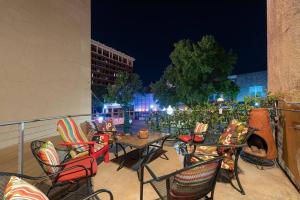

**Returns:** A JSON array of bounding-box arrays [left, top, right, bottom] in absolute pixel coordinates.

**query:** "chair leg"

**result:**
[[104, 151, 110, 163], [233, 149, 245, 195]]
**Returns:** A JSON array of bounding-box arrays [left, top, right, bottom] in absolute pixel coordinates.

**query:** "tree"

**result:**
[[150, 65, 178, 107], [91, 85, 107, 113], [105, 72, 142, 133], [152, 35, 238, 106]]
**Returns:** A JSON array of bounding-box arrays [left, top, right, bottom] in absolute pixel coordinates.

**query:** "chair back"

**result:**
[[144, 157, 223, 200], [57, 117, 89, 152], [194, 122, 208, 134]]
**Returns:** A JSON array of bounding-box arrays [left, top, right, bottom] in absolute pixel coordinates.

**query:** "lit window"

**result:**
[[249, 86, 264, 97]]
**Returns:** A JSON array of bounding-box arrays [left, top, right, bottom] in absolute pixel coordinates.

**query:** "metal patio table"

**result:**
[[115, 132, 170, 171]]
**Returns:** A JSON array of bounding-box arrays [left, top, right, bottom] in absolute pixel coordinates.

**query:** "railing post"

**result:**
[[18, 122, 25, 174]]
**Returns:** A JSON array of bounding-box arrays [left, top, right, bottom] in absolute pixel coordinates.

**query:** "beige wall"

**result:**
[[0, 0, 91, 149], [267, 0, 300, 102], [0, 0, 91, 121]]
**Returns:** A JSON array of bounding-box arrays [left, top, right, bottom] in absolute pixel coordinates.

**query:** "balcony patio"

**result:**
[[0, 117, 299, 200]]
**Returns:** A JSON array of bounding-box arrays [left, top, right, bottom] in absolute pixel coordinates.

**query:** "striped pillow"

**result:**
[[37, 141, 60, 173], [4, 176, 48, 200], [57, 118, 89, 153], [171, 162, 218, 197], [194, 122, 208, 134]]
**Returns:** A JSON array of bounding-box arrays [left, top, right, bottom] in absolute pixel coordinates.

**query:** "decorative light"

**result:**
[[217, 96, 224, 103], [97, 116, 104, 123], [166, 105, 174, 115]]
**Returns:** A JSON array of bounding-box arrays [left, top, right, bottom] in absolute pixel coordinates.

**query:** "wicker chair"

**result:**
[[31, 140, 97, 196], [0, 172, 113, 200], [137, 149, 223, 200]]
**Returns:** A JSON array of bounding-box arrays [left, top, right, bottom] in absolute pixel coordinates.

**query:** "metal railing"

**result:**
[[0, 114, 92, 174]]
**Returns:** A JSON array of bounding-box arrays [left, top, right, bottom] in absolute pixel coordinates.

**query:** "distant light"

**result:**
[[129, 119, 133, 124], [166, 105, 174, 115], [162, 107, 166, 111], [146, 109, 149, 112], [150, 104, 154, 109], [217, 97, 224, 103], [254, 102, 260, 107], [97, 116, 104, 123], [103, 105, 107, 109]]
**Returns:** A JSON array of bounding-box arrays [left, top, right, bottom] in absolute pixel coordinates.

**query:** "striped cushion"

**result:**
[[57, 118, 89, 153], [37, 141, 60, 173], [171, 162, 218, 197], [194, 123, 208, 134], [4, 176, 48, 200]]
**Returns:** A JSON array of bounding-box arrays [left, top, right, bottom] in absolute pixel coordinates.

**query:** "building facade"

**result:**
[[91, 39, 135, 86], [229, 70, 267, 102]]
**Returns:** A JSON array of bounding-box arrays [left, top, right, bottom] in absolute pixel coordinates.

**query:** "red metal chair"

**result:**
[[57, 118, 110, 164], [178, 122, 208, 153], [31, 140, 97, 196]]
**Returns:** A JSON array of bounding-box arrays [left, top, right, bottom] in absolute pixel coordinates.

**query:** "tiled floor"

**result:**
[[94, 144, 300, 200]]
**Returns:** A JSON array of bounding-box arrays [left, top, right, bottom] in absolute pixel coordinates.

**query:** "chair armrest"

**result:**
[[60, 155, 95, 166], [81, 189, 114, 200], [60, 142, 96, 156], [216, 143, 248, 148], [48, 164, 90, 179]]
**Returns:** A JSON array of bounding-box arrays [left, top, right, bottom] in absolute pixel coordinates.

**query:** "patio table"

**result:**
[[115, 132, 170, 171]]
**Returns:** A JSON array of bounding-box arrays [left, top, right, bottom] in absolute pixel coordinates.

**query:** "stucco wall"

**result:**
[[0, 0, 91, 148], [267, 0, 300, 102], [0, 0, 91, 121]]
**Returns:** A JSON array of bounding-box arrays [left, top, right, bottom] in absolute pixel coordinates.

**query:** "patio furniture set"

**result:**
[[0, 116, 255, 200]]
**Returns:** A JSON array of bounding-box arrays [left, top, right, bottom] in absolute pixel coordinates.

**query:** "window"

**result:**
[[249, 86, 264, 97], [91, 45, 97, 52]]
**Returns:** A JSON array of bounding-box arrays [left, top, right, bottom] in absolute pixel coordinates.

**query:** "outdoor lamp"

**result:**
[[217, 95, 224, 114], [166, 105, 174, 115]]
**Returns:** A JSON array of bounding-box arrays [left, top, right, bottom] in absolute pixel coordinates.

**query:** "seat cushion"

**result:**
[[57, 156, 97, 182], [37, 141, 61, 173], [4, 176, 48, 200], [189, 146, 234, 171], [70, 143, 107, 158], [218, 119, 248, 145], [178, 135, 204, 143]]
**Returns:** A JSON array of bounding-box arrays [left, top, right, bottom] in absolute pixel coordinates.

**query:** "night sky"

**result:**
[[92, 0, 267, 86]]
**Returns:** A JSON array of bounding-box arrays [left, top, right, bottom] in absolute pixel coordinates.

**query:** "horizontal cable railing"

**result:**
[[0, 114, 95, 174]]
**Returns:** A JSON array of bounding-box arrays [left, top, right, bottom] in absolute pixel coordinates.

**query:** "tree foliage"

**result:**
[[151, 35, 238, 106], [105, 72, 142, 133], [105, 72, 143, 106]]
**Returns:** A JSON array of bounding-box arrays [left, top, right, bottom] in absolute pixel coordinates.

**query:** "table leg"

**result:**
[[116, 143, 127, 171]]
